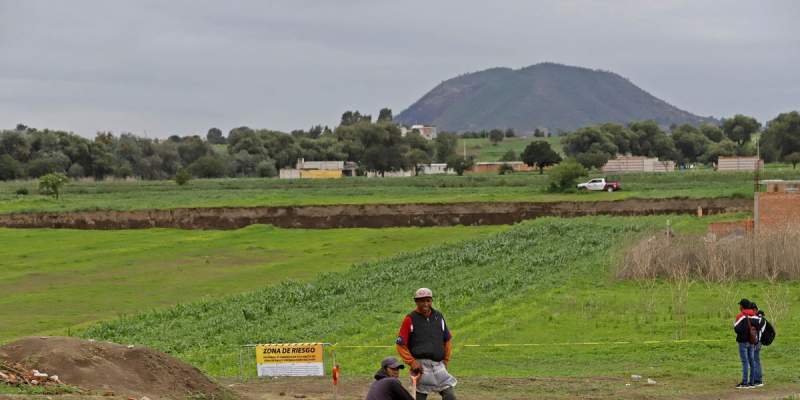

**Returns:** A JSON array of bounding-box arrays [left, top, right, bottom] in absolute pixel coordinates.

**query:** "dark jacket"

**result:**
[[365, 369, 414, 400], [733, 309, 761, 343], [408, 309, 449, 361]]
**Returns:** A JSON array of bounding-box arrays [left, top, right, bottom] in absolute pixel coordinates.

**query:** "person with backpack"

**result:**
[[733, 298, 760, 388], [749, 303, 765, 387], [750, 302, 777, 387]]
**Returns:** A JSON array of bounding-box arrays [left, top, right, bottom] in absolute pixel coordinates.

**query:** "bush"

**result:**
[[500, 150, 517, 162], [547, 159, 587, 192], [175, 169, 191, 186], [256, 160, 278, 178], [38, 173, 69, 199], [67, 163, 86, 179], [0, 154, 23, 181], [446, 155, 475, 176], [498, 163, 514, 175], [15, 188, 29, 196], [189, 155, 227, 178]]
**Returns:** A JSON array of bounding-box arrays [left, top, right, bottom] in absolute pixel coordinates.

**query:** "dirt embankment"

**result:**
[[0, 337, 231, 400], [0, 198, 752, 230]]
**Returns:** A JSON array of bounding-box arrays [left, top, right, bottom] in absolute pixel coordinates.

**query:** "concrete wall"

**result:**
[[717, 157, 763, 172], [602, 156, 675, 173], [471, 162, 531, 173]]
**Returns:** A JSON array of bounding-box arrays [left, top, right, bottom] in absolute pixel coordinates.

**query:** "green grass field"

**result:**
[[2, 169, 798, 214], [81, 215, 800, 397], [457, 136, 564, 161], [0, 225, 504, 342]]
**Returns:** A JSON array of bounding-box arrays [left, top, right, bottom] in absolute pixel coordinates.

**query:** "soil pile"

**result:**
[[0, 336, 232, 400]]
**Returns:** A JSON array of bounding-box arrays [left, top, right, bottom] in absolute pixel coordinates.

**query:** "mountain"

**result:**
[[395, 63, 717, 134]]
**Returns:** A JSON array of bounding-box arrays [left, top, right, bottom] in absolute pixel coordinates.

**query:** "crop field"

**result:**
[[0, 224, 504, 342], [2, 169, 799, 215], [457, 136, 564, 161], [81, 215, 800, 398]]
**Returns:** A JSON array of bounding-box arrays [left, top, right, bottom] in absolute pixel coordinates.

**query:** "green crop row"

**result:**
[[82, 216, 800, 391]]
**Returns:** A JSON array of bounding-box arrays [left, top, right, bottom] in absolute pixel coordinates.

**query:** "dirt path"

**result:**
[[0, 197, 751, 230], [224, 376, 798, 400]]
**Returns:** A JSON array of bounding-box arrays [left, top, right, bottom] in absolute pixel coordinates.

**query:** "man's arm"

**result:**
[[443, 317, 452, 366], [396, 315, 419, 370]]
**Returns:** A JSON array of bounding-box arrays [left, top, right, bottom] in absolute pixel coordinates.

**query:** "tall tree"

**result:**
[[722, 114, 760, 146], [521, 141, 562, 174], [206, 128, 226, 144], [562, 126, 618, 158], [763, 111, 800, 159], [434, 133, 458, 163], [489, 129, 504, 145], [671, 124, 710, 166], [377, 108, 393, 123]]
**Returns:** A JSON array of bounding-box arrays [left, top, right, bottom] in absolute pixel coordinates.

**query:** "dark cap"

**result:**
[[381, 356, 404, 370], [738, 298, 751, 308], [750, 302, 758, 310]]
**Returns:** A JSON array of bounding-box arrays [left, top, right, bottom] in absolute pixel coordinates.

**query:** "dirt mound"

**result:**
[[0, 336, 232, 400]]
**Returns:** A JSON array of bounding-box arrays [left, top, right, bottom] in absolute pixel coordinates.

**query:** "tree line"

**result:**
[[3, 110, 798, 182], [558, 112, 800, 169], [0, 109, 470, 181]]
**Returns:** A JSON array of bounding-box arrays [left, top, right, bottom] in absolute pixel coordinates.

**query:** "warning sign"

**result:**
[[255, 343, 324, 377]]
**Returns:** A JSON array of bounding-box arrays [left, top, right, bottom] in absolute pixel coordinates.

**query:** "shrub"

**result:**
[[547, 159, 587, 192], [15, 188, 29, 196], [175, 169, 192, 186], [38, 173, 69, 199], [189, 155, 227, 178], [500, 150, 517, 162], [498, 163, 514, 175], [67, 163, 86, 179], [256, 160, 278, 178]]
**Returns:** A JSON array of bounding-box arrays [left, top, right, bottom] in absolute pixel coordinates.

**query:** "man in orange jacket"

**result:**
[[396, 288, 457, 400]]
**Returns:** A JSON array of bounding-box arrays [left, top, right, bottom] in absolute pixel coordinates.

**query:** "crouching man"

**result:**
[[396, 288, 457, 400], [365, 357, 414, 400]]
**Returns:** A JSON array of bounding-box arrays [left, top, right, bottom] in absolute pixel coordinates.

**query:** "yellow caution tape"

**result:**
[[331, 337, 798, 349]]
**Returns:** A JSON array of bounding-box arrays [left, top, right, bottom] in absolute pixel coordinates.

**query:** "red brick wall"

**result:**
[[708, 220, 753, 237], [757, 193, 800, 230]]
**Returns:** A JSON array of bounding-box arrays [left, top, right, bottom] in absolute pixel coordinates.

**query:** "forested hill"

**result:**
[[395, 63, 717, 133]]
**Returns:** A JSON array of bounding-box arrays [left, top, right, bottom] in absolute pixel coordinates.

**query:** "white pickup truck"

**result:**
[[577, 177, 621, 192]]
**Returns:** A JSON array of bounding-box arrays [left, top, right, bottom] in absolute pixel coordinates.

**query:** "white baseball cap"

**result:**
[[414, 288, 433, 299]]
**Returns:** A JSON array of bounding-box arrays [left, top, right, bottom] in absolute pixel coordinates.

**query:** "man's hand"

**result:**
[[410, 360, 422, 376]]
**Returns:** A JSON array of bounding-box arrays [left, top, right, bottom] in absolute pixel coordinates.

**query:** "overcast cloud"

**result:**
[[1, 1, 798, 137]]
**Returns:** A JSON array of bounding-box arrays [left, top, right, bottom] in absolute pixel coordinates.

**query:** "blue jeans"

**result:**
[[753, 344, 763, 383], [738, 342, 755, 384]]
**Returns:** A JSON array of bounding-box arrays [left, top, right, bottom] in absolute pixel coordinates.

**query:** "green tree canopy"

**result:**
[[446, 155, 474, 176], [722, 114, 760, 146], [38, 172, 69, 199], [489, 129, 505, 145], [521, 141, 562, 174], [206, 128, 226, 145], [377, 108, 393, 122], [763, 111, 800, 159], [547, 159, 587, 192]]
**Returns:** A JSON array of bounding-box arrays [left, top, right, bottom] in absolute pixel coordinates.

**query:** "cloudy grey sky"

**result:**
[[1, 1, 798, 137]]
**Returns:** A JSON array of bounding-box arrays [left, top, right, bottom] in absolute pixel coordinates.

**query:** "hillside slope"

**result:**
[[396, 63, 716, 133]]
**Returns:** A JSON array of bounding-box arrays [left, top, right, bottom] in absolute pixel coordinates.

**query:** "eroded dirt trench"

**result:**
[[0, 198, 751, 230]]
